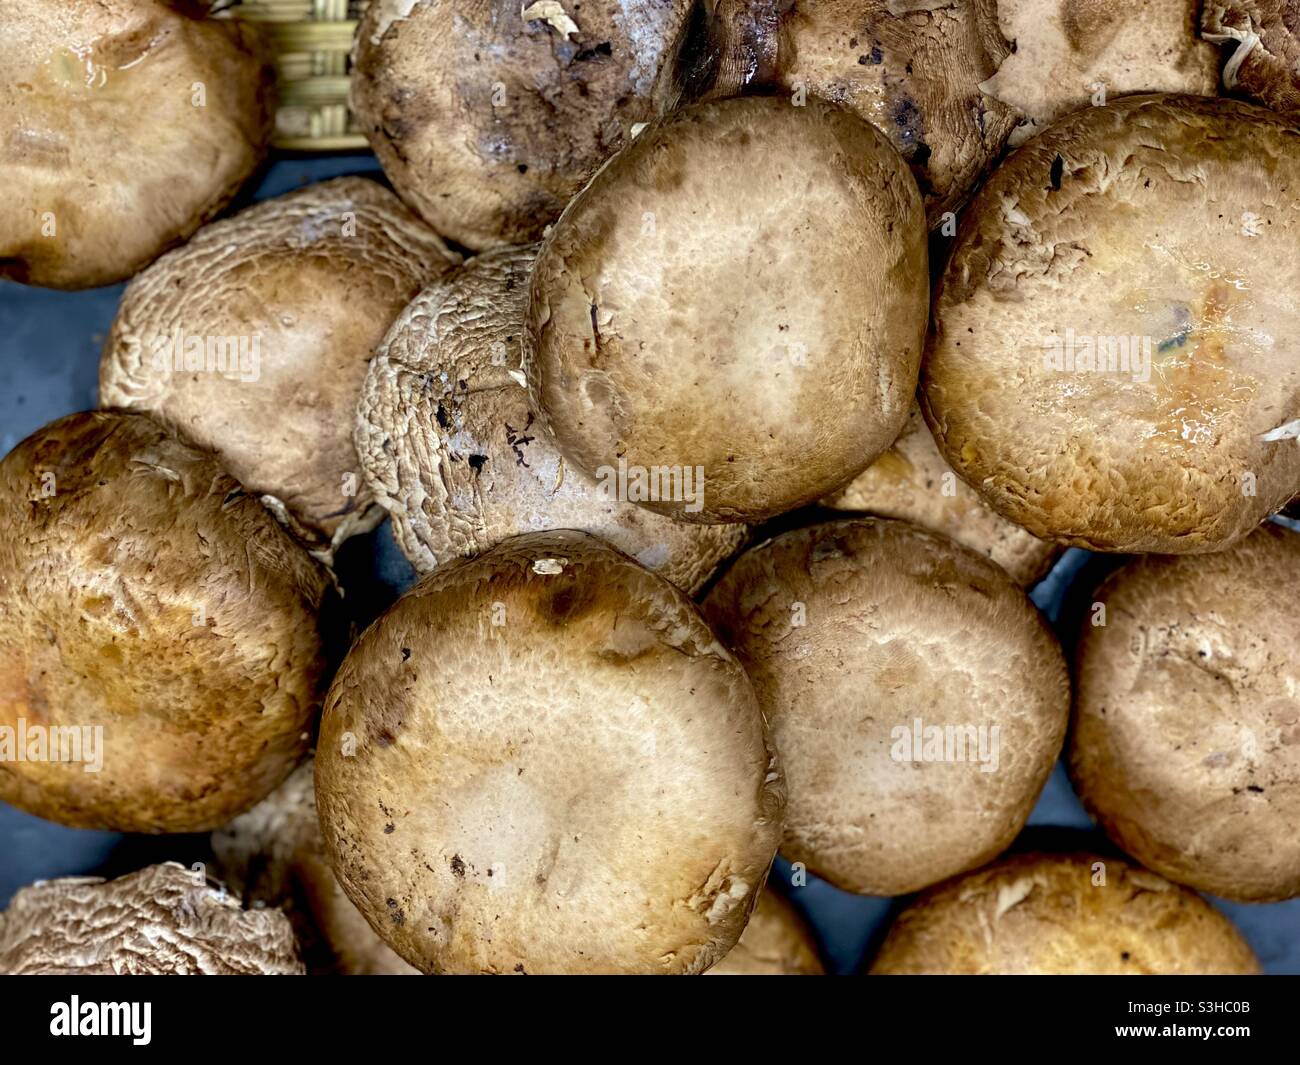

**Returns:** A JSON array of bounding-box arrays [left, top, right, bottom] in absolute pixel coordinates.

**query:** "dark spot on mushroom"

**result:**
[[435, 402, 451, 429], [384, 822, 395, 834], [912, 142, 931, 168], [517, 163, 528, 174], [468, 454, 488, 474], [450, 854, 467, 878], [401, 647, 411, 661], [514, 963, 528, 974], [1049, 154, 1064, 191], [573, 41, 612, 62]]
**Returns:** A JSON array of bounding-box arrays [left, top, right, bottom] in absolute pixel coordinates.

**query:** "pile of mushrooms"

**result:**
[[1, 0, 1298, 977]]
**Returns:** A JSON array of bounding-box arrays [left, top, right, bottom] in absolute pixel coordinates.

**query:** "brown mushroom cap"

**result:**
[[0, 0, 274, 289], [701, 518, 1069, 897], [525, 95, 928, 525], [689, 0, 1018, 226], [356, 243, 745, 593], [0, 412, 328, 832], [99, 177, 459, 557], [982, 0, 1218, 142], [821, 404, 1060, 586], [1203, 1, 1300, 117], [869, 852, 1260, 974], [1070, 523, 1300, 902], [316, 530, 784, 974], [212, 761, 418, 975], [705, 888, 824, 975], [0, 863, 303, 975], [924, 93, 1300, 553], [350, 0, 692, 249]]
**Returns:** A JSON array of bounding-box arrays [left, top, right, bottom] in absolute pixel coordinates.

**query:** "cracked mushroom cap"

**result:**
[[701, 518, 1069, 897], [1070, 523, 1300, 902], [821, 404, 1060, 586], [869, 852, 1260, 974], [316, 530, 785, 975], [0, 0, 274, 290], [524, 94, 928, 525], [705, 888, 824, 975], [924, 93, 1300, 554], [1204, 1, 1300, 116], [99, 177, 459, 558], [981, 0, 1218, 144], [350, 0, 693, 250], [212, 761, 417, 975], [686, 0, 1019, 226], [0, 863, 303, 975], [356, 243, 745, 593], [0, 412, 329, 833]]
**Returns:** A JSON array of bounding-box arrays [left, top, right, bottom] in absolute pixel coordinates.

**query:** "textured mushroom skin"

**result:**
[[821, 405, 1059, 586], [212, 761, 418, 975], [356, 244, 745, 593], [702, 519, 1069, 896], [925, 94, 1300, 553], [316, 530, 785, 975], [0, 863, 303, 975], [0, 412, 328, 832], [1071, 523, 1300, 902], [0, 0, 274, 289], [982, 0, 1218, 141], [869, 852, 1260, 975], [351, 0, 694, 249], [525, 95, 928, 524], [1203, 1, 1300, 116], [705, 888, 824, 975], [100, 177, 459, 555], [684, 0, 1018, 225]]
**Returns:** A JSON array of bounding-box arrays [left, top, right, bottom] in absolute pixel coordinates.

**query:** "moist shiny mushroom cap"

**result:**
[[0, 0, 274, 289], [1070, 522, 1300, 902], [924, 93, 1300, 553], [0, 412, 328, 832], [0, 863, 303, 975], [524, 94, 929, 524], [351, 0, 693, 249], [702, 518, 1069, 896], [100, 177, 459, 558], [869, 852, 1260, 975], [356, 243, 745, 593], [316, 530, 784, 975]]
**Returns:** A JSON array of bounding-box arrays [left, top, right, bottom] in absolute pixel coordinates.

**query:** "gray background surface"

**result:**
[[1, 155, 1296, 975]]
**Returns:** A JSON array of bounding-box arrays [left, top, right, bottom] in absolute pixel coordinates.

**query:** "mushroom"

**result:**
[[685, 0, 1020, 226], [100, 177, 460, 560], [0, 412, 329, 832], [350, 0, 693, 249], [524, 95, 929, 525], [1203, 1, 1300, 117], [0, 0, 274, 289], [1070, 522, 1300, 902], [868, 852, 1260, 974], [705, 889, 825, 975], [924, 93, 1300, 554], [315, 530, 785, 974], [0, 863, 303, 975], [212, 761, 417, 976], [981, 0, 1219, 144], [701, 518, 1069, 897], [355, 243, 746, 593], [821, 404, 1059, 586]]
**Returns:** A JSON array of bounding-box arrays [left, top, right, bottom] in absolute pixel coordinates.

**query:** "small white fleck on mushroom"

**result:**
[[630, 122, 649, 138], [520, 1, 580, 40], [994, 878, 1034, 918], [532, 557, 568, 575], [507, 370, 528, 389]]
